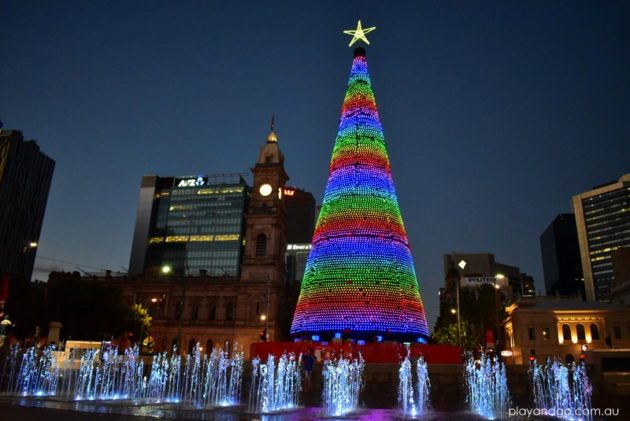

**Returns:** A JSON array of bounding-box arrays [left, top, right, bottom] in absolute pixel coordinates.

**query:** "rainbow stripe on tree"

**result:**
[[290, 48, 429, 341]]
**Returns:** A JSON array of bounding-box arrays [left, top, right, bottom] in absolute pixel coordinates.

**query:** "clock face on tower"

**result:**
[[259, 183, 273, 197]]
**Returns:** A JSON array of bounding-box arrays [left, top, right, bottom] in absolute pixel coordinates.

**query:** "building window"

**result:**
[[209, 304, 216, 321], [614, 326, 622, 340], [191, 304, 199, 321], [226, 302, 234, 321], [256, 234, 267, 256], [528, 327, 536, 341], [205, 339, 213, 354], [591, 324, 600, 340], [562, 324, 571, 342], [576, 324, 585, 340], [542, 327, 550, 341]]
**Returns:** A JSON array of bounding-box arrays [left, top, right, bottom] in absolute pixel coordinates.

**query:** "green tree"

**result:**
[[431, 284, 506, 350], [127, 303, 151, 345], [47, 274, 130, 341]]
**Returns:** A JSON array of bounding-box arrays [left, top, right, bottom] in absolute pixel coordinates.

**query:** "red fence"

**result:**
[[250, 342, 463, 364]]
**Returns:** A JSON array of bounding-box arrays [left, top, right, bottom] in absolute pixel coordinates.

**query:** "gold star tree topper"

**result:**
[[343, 20, 376, 47]]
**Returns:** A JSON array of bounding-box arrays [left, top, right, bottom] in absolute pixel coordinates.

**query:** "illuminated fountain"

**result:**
[[248, 352, 301, 413], [464, 353, 510, 420], [199, 346, 244, 407], [0, 344, 21, 393], [322, 353, 365, 417], [529, 358, 592, 421], [398, 353, 430, 418], [2, 342, 243, 407], [75, 345, 144, 400], [14, 345, 60, 397]]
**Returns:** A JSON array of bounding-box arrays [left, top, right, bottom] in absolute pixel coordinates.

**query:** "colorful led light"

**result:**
[[290, 50, 429, 340]]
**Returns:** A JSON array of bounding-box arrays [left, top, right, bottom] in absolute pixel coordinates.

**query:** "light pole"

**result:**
[[265, 274, 270, 341], [162, 264, 184, 353], [456, 259, 467, 348], [494, 274, 505, 351]]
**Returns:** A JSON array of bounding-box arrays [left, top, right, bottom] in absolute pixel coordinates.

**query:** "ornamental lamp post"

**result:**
[[456, 259, 467, 348], [494, 274, 505, 351]]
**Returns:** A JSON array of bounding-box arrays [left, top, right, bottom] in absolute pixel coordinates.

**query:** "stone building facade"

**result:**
[[503, 296, 630, 364]]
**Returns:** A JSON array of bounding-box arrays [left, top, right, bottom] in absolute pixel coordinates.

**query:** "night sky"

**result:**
[[2, 1, 629, 329]]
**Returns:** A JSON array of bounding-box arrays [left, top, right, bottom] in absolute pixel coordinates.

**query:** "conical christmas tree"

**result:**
[[291, 48, 429, 341]]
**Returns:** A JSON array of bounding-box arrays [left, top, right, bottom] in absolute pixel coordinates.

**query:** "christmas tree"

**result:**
[[291, 47, 429, 341]]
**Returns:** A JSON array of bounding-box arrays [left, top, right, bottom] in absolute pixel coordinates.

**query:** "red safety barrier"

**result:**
[[250, 342, 462, 364]]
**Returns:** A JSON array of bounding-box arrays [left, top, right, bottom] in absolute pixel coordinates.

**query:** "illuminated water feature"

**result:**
[[529, 358, 592, 421], [321, 353, 365, 417], [1, 343, 244, 407], [398, 353, 430, 418], [1, 344, 601, 420], [248, 352, 301, 413], [464, 353, 510, 420]]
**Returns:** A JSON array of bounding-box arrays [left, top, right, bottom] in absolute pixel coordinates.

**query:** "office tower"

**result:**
[[129, 174, 249, 277], [573, 174, 630, 301], [540, 214, 584, 297], [0, 129, 54, 284]]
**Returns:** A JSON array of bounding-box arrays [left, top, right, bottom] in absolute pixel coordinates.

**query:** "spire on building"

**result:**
[[267, 114, 277, 143], [257, 115, 284, 165]]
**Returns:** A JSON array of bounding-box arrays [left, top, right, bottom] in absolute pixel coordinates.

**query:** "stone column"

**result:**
[[48, 321, 62, 344]]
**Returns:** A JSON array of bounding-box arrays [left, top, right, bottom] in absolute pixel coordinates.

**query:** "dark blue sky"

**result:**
[[2, 1, 629, 328]]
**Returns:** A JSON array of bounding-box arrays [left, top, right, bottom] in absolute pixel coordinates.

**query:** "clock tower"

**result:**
[[241, 117, 289, 285], [240, 118, 290, 341]]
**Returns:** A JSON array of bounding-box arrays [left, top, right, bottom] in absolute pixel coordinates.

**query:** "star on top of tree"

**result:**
[[343, 20, 376, 47]]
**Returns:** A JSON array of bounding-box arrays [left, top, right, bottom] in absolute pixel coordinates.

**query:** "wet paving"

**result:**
[[0, 396, 493, 421]]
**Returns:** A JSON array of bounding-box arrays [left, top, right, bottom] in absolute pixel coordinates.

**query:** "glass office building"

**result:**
[[129, 174, 249, 277], [573, 174, 630, 301], [0, 130, 55, 283]]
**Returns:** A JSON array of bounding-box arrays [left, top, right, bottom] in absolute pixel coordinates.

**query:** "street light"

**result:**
[[264, 274, 270, 341], [260, 314, 267, 321], [455, 259, 466, 348], [494, 274, 504, 351], [22, 241, 38, 253], [161, 265, 172, 275]]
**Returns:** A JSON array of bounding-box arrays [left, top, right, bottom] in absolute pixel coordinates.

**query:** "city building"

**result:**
[[53, 121, 312, 357], [435, 253, 533, 349], [610, 246, 630, 306], [128, 173, 249, 277], [572, 174, 630, 301], [440, 252, 535, 304], [540, 214, 584, 297], [502, 296, 630, 365], [283, 187, 316, 244], [285, 243, 311, 285], [0, 129, 55, 284]]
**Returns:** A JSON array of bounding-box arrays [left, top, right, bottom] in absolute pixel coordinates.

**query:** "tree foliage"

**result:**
[[47, 275, 141, 341], [431, 284, 507, 350]]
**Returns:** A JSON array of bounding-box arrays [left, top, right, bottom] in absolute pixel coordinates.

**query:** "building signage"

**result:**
[[461, 276, 508, 288], [283, 187, 296, 197], [176, 176, 207, 188], [287, 244, 312, 251]]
